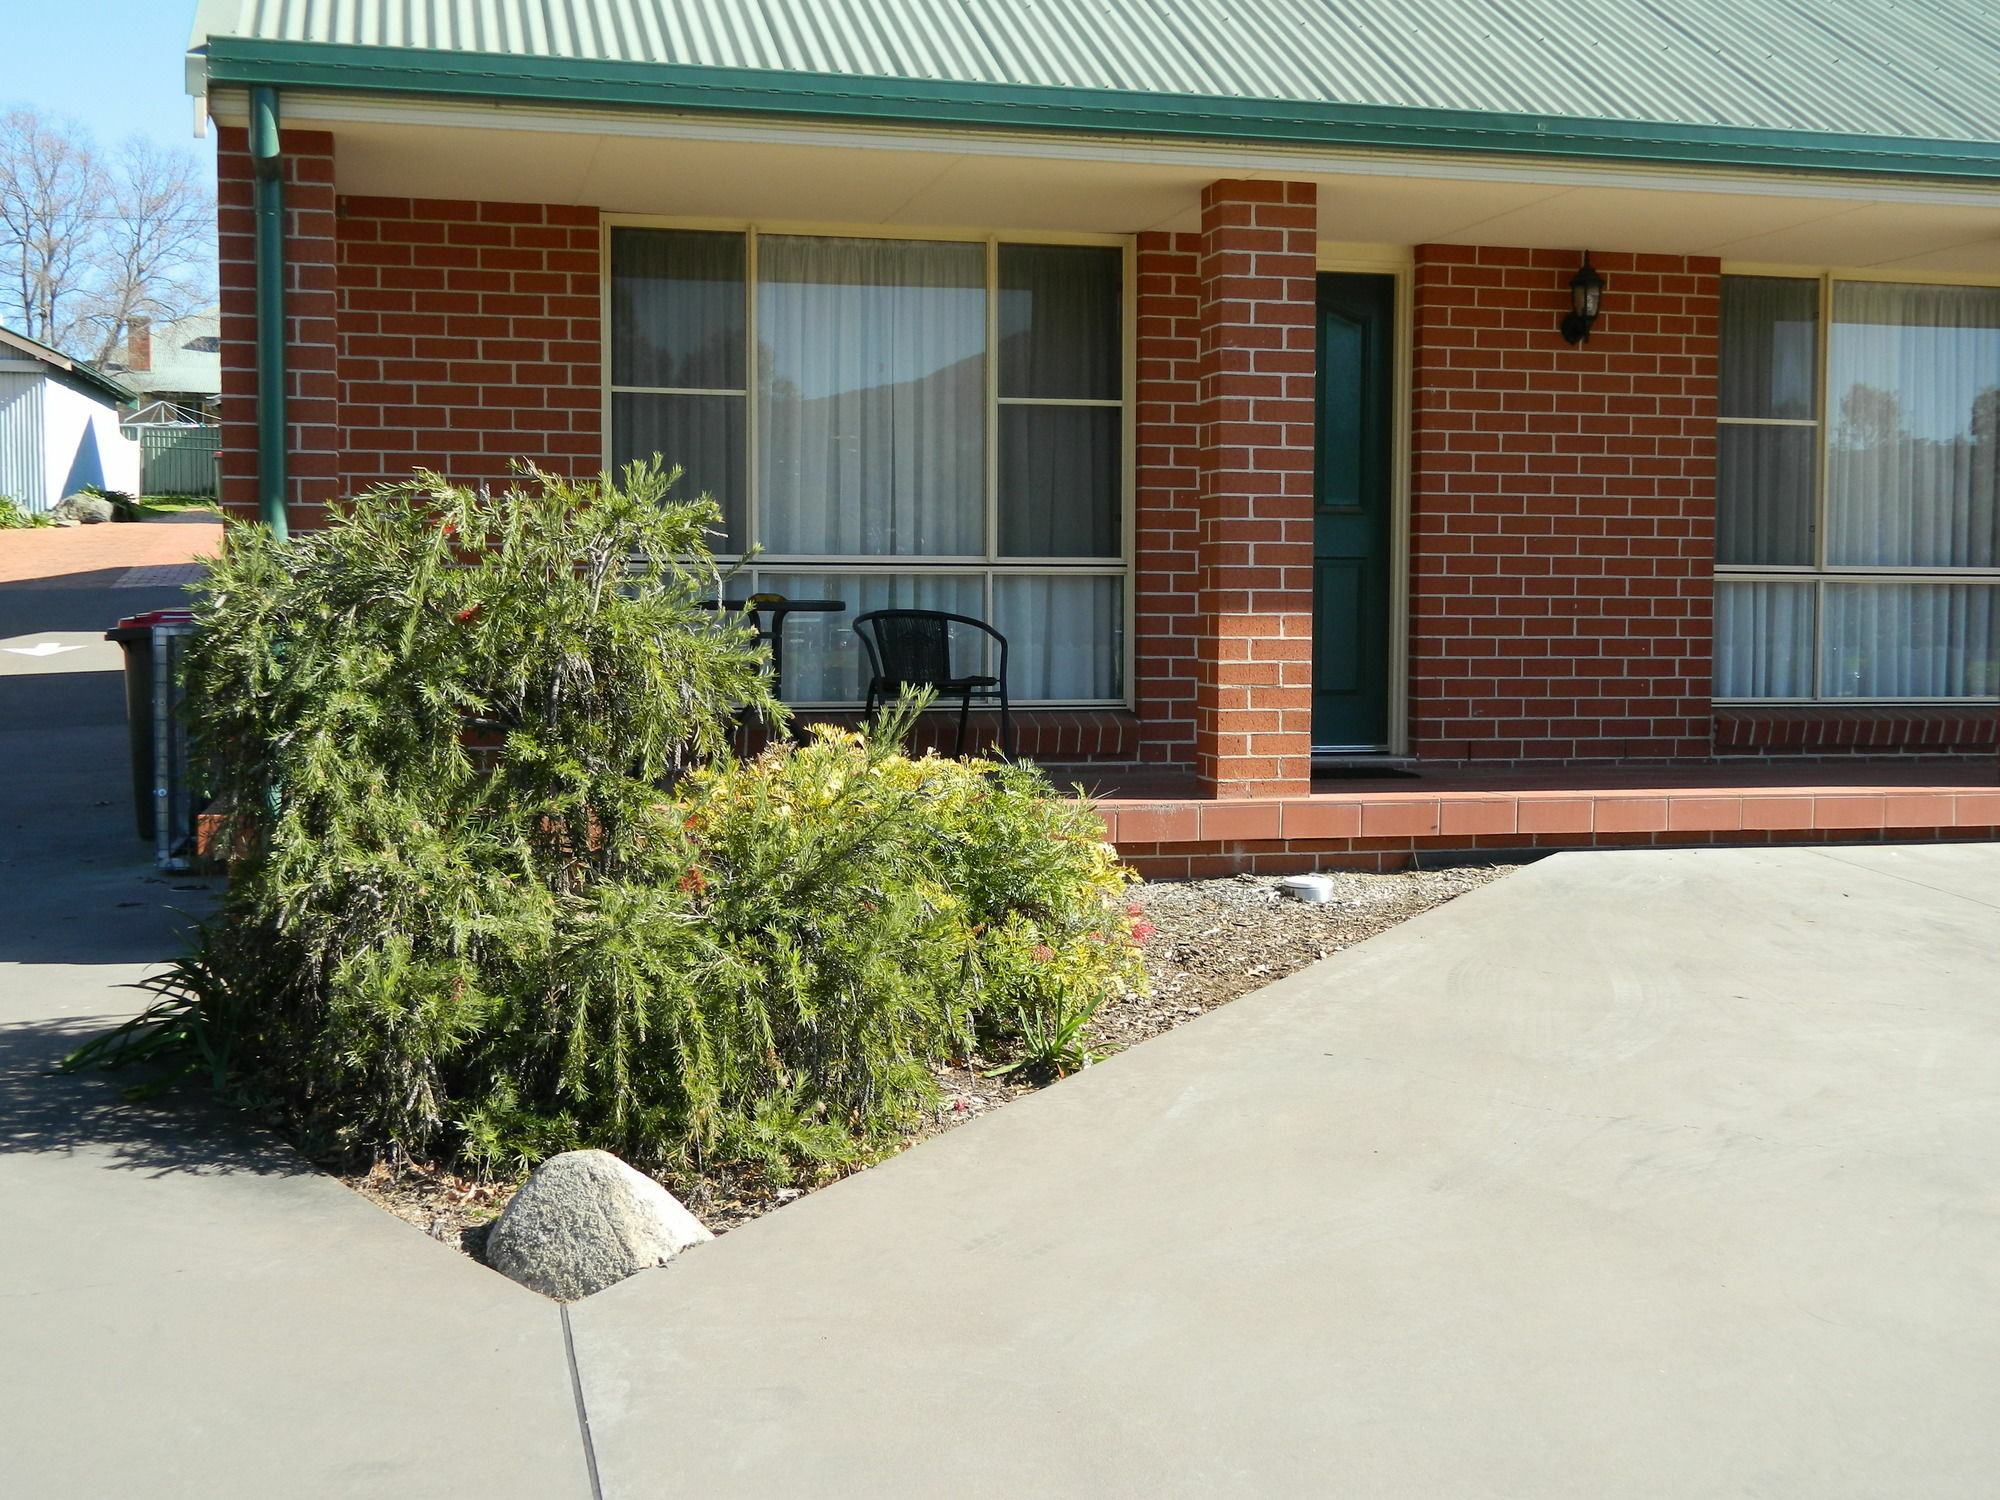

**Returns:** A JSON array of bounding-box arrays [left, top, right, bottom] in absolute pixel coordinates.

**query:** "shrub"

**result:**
[[75, 463, 1143, 1194], [0, 495, 53, 527]]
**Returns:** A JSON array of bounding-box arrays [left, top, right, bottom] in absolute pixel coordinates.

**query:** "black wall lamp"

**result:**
[[1560, 252, 1605, 345]]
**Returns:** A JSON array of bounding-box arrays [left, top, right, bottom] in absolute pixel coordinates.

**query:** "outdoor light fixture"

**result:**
[[1561, 252, 1605, 345]]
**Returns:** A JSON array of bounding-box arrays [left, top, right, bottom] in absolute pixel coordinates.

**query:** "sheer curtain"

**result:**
[[1822, 583, 1999, 698], [1715, 581, 1814, 699], [992, 576, 1123, 701], [1828, 281, 2000, 569], [757, 236, 986, 557]]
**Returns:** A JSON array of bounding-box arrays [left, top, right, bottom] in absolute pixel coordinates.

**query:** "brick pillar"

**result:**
[[217, 127, 342, 531], [1132, 232, 1203, 765], [1192, 181, 1318, 798]]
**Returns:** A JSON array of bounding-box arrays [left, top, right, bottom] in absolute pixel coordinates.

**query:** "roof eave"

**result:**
[[198, 37, 2000, 184], [0, 326, 137, 405]]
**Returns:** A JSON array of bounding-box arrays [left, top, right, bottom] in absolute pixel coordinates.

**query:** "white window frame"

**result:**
[[1716, 265, 2000, 706], [601, 215, 1137, 709]]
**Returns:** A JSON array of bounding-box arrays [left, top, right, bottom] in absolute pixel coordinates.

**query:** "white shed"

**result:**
[[0, 326, 142, 514]]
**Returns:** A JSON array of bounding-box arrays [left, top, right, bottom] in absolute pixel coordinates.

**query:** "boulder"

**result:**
[[485, 1149, 712, 1300], [48, 493, 117, 525]]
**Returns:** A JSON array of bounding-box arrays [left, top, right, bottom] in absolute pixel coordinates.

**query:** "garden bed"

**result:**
[[348, 863, 1511, 1254]]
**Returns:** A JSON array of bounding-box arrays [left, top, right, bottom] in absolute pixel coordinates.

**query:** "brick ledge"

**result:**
[[1716, 706, 1999, 753]]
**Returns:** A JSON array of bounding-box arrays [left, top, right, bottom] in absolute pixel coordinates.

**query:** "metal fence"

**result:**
[[137, 424, 219, 496]]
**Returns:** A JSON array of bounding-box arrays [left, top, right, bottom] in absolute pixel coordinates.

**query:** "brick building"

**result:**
[[188, 1, 2000, 870]]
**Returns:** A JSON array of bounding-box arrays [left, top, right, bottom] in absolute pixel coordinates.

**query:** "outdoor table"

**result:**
[[698, 597, 845, 701]]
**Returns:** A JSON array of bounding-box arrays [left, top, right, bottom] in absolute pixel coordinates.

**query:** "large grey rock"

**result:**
[[485, 1150, 712, 1301], [48, 493, 117, 525]]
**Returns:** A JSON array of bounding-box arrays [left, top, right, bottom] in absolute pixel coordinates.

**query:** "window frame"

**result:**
[[1715, 266, 2000, 706], [601, 215, 1137, 709]]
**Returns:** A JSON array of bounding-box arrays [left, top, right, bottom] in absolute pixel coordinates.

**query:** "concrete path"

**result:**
[[570, 838, 2000, 1499], [0, 584, 587, 1499], [3, 577, 1997, 1496]]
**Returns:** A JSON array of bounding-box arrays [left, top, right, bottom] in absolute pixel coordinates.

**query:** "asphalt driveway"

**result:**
[[3, 577, 1996, 1496]]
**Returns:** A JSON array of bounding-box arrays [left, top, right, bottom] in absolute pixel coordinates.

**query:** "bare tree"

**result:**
[[78, 139, 215, 361], [0, 109, 214, 361], [0, 109, 107, 350]]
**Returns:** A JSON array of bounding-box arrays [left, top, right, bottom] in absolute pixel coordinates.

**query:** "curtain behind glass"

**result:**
[[1714, 581, 1814, 698], [998, 245, 1121, 400], [1827, 282, 2000, 567], [1719, 276, 1817, 420], [999, 405, 1120, 556], [992, 575, 1123, 700], [1821, 582, 2000, 698], [1717, 424, 1814, 566], [610, 229, 745, 390], [758, 237, 986, 557], [611, 392, 745, 548]]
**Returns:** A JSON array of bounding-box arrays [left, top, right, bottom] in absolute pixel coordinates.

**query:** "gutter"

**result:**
[[196, 37, 2000, 184], [249, 84, 287, 539]]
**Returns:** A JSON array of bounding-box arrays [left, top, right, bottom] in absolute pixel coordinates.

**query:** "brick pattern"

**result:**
[[216, 133, 603, 526], [1132, 232, 1204, 766], [217, 127, 342, 531], [1410, 246, 1719, 763], [335, 196, 601, 490], [1716, 706, 2000, 755], [1098, 775, 2000, 875], [730, 709, 1144, 761], [1114, 826, 2000, 878], [1193, 181, 1319, 797]]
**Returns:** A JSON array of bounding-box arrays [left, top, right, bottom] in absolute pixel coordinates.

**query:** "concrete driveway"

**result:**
[[3, 577, 1997, 1497]]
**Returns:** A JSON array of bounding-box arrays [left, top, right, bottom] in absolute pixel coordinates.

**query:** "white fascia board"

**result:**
[[207, 86, 2000, 212]]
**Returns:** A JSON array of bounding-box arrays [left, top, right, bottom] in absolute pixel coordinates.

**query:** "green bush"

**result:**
[[0, 495, 53, 527], [75, 462, 1143, 1192]]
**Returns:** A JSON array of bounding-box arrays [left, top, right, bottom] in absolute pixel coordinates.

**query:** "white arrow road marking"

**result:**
[[4, 642, 88, 657]]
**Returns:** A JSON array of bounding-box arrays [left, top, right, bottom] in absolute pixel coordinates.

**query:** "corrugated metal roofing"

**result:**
[[192, 0, 2000, 144]]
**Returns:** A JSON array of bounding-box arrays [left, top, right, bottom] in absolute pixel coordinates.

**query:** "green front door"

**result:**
[[1313, 273, 1396, 751]]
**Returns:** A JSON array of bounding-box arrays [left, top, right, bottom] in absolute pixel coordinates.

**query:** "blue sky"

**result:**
[[1, 0, 212, 164]]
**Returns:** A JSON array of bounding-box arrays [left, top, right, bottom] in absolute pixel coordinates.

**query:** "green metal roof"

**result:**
[[189, 0, 2000, 179]]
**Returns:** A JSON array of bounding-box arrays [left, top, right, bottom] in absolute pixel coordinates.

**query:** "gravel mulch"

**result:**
[[344, 863, 1514, 1251]]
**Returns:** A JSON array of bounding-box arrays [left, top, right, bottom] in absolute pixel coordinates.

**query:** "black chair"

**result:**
[[852, 609, 1011, 757]]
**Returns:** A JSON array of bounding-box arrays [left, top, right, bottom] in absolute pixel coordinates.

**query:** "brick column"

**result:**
[[216, 127, 342, 531], [1132, 232, 1203, 765], [1193, 180, 1319, 798]]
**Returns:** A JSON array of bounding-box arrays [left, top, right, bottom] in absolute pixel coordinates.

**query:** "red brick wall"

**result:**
[[1192, 180, 1319, 796], [217, 127, 342, 531], [1409, 246, 1719, 763], [1132, 232, 1203, 765], [216, 132, 602, 526], [335, 196, 601, 492]]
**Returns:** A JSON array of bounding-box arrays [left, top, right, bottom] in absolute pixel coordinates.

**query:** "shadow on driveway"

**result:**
[[0, 1015, 305, 1179]]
